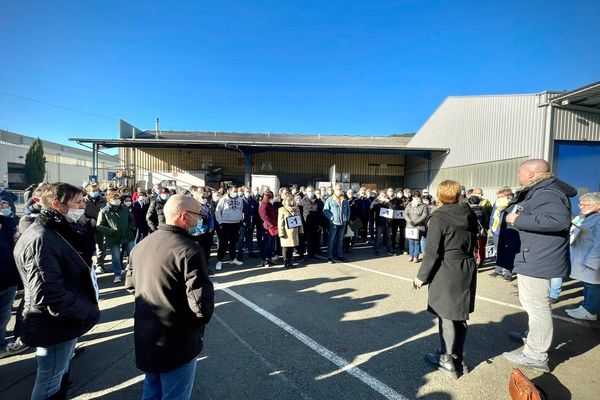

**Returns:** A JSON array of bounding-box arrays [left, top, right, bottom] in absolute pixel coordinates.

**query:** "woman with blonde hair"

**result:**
[[278, 194, 304, 269], [414, 180, 478, 379]]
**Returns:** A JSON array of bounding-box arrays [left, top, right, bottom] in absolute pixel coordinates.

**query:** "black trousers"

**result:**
[[282, 246, 294, 262], [302, 226, 320, 257], [217, 223, 241, 262], [391, 219, 406, 253], [196, 232, 214, 264], [438, 317, 468, 362]]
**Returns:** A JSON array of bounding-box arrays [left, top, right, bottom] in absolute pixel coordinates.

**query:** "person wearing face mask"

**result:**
[[237, 187, 259, 260], [214, 186, 244, 271], [298, 186, 324, 260], [258, 192, 278, 267], [387, 188, 404, 256], [323, 184, 350, 263], [353, 187, 370, 242], [13, 183, 100, 399], [368, 190, 378, 242], [124, 194, 214, 400], [370, 193, 393, 256], [131, 187, 143, 202], [84, 183, 107, 274], [489, 187, 514, 280], [405, 195, 430, 262], [0, 184, 17, 213], [19, 185, 50, 235], [97, 192, 136, 283], [146, 188, 170, 233], [189, 192, 215, 269], [278, 194, 304, 269], [132, 190, 151, 243]]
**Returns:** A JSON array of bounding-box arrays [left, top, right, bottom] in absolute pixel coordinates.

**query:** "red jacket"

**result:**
[[259, 202, 277, 229]]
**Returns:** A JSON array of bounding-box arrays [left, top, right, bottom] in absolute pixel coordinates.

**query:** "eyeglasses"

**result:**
[[184, 210, 202, 217]]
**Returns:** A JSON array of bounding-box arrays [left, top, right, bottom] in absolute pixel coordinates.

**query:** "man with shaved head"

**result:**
[[498, 159, 576, 373], [126, 194, 214, 399]]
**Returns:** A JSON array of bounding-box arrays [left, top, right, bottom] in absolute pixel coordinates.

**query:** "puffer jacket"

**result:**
[[497, 175, 576, 278], [13, 209, 100, 347], [97, 204, 136, 246]]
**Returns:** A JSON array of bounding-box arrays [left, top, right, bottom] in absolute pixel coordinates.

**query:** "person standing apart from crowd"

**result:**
[[215, 186, 244, 271], [14, 183, 100, 399], [278, 194, 304, 269], [414, 180, 478, 379], [84, 183, 107, 274], [323, 183, 350, 264], [146, 188, 170, 233], [125, 195, 214, 400], [500, 159, 576, 372], [565, 192, 600, 320], [97, 192, 136, 283], [405, 195, 430, 262], [490, 186, 514, 280]]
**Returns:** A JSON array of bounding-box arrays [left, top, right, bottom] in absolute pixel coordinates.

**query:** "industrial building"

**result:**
[[0, 130, 118, 190], [70, 80, 599, 209]]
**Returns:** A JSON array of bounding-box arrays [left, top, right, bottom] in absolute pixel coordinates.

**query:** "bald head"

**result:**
[[518, 159, 551, 186], [164, 194, 200, 227]]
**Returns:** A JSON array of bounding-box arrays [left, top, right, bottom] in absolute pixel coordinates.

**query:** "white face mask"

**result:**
[[200, 198, 208, 205], [138, 196, 146, 203], [334, 189, 343, 197], [111, 199, 121, 207], [124, 201, 132, 207], [244, 192, 252, 198], [291, 189, 297, 195], [230, 192, 239, 199], [0, 208, 11, 216], [253, 190, 259, 196], [306, 191, 315, 198], [387, 191, 394, 198], [67, 208, 85, 221], [160, 194, 170, 201]]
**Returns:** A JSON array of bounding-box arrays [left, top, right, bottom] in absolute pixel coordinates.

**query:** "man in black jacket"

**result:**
[[298, 186, 324, 260], [126, 194, 214, 399], [500, 159, 576, 373]]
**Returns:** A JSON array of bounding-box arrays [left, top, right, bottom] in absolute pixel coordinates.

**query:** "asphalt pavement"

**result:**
[[2, 244, 599, 399]]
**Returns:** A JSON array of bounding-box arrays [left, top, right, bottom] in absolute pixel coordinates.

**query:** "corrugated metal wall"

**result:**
[[408, 95, 547, 168], [553, 108, 600, 141]]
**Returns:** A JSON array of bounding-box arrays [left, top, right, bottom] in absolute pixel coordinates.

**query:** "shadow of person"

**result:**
[[532, 372, 572, 400]]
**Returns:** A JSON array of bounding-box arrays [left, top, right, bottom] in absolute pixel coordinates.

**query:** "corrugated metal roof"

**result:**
[[551, 81, 600, 110]]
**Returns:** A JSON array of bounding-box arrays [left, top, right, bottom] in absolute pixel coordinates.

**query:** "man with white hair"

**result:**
[[499, 159, 576, 373], [126, 194, 214, 399]]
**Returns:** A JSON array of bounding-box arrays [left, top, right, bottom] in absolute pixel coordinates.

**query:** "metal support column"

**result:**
[[92, 143, 98, 177], [244, 152, 252, 187], [426, 159, 432, 191]]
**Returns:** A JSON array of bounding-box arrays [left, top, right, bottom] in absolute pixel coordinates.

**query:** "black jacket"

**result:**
[[146, 199, 167, 232], [13, 209, 100, 347], [126, 224, 214, 373], [417, 203, 478, 321], [497, 177, 576, 278], [298, 197, 324, 230], [0, 237, 20, 289]]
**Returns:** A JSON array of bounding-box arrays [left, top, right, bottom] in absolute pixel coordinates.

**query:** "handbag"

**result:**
[[508, 368, 546, 400], [268, 226, 279, 236]]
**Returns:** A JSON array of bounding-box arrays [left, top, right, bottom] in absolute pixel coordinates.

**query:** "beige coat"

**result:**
[[278, 206, 304, 247]]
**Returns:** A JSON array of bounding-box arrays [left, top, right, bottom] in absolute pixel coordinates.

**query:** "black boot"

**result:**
[[284, 259, 292, 269], [425, 352, 458, 379]]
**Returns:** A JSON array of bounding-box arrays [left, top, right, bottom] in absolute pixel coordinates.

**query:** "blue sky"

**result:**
[[1, 1, 599, 149]]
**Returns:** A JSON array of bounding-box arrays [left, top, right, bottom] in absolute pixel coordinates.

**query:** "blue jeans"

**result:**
[[0, 286, 17, 348], [420, 232, 427, 254], [408, 239, 421, 259], [108, 241, 135, 277], [327, 223, 345, 259], [31, 338, 78, 400], [582, 282, 600, 315], [550, 277, 563, 300], [236, 224, 255, 257], [143, 357, 197, 400], [374, 225, 391, 253]]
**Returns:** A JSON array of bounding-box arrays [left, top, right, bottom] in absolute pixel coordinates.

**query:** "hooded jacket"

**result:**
[[497, 175, 576, 278]]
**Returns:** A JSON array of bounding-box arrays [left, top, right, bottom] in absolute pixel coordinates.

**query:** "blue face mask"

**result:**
[[187, 215, 205, 236]]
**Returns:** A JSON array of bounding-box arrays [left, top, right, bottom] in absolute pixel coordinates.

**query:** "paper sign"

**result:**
[[485, 245, 497, 258], [405, 227, 420, 239], [379, 208, 394, 219], [286, 215, 303, 229], [393, 210, 405, 220]]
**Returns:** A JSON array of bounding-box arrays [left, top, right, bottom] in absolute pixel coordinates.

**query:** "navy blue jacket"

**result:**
[[497, 177, 576, 278], [242, 196, 258, 227]]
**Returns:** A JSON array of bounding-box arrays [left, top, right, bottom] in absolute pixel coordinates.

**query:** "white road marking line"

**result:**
[[71, 374, 145, 400], [316, 256, 592, 327], [214, 314, 315, 400], [217, 285, 409, 400]]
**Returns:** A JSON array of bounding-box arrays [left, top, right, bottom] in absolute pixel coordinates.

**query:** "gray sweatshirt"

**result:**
[[215, 195, 243, 224]]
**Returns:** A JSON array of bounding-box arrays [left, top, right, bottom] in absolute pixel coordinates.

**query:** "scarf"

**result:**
[[38, 208, 87, 254], [491, 197, 510, 233]]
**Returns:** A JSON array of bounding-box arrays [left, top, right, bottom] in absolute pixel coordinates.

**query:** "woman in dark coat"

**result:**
[[414, 180, 478, 379]]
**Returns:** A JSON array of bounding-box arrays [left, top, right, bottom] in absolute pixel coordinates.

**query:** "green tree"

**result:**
[[25, 138, 46, 185]]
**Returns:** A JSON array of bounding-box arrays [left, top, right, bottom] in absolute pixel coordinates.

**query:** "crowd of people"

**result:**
[[0, 158, 598, 398]]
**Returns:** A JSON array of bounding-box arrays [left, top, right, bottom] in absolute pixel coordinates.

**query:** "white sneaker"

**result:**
[[95, 265, 106, 274], [565, 306, 597, 321], [113, 276, 122, 284], [231, 259, 243, 266], [272, 255, 279, 262], [216, 261, 222, 271], [0, 338, 29, 359]]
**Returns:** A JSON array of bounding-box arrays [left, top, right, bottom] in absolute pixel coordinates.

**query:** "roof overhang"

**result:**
[[550, 80, 600, 114]]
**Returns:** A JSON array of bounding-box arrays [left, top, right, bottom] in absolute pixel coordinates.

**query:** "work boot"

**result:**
[[425, 352, 458, 379]]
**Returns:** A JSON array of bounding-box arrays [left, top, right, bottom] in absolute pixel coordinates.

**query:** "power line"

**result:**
[[0, 90, 118, 121]]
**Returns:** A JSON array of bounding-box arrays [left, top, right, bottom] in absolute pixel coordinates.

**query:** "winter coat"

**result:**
[[259, 202, 278, 230], [323, 195, 350, 226], [0, 214, 18, 245], [497, 176, 576, 278], [0, 189, 17, 212], [0, 232, 20, 289], [405, 203, 430, 231], [13, 209, 100, 347], [146, 198, 167, 232], [278, 206, 304, 247], [97, 205, 136, 246], [355, 197, 371, 221], [19, 204, 42, 234], [125, 225, 214, 373], [242, 196, 258, 227], [215, 195, 243, 225], [370, 199, 393, 228], [298, 196, 324, 230], [416, 203, 478, 321], [132, 199, 150, 234], [570, 212, 600, 284], [83, 194, 106, 220], [470, 205, 490, 237]]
